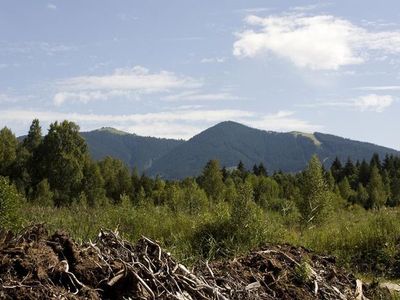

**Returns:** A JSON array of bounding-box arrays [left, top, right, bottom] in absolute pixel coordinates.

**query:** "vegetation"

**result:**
[[2, 119, 400, 280], [79, 121, 399, 179]]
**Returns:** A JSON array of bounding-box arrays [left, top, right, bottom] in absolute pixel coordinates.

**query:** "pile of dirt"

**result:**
[[0, 225, 387, 299]]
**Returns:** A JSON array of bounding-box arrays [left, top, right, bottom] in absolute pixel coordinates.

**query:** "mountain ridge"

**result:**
[[37, 121, 399, 179]]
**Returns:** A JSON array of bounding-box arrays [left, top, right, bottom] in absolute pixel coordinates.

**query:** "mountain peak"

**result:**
[[95, 127, 131, 135]]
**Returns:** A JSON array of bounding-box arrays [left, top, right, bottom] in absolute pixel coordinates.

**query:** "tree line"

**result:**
[[1, 119, 400, 226]]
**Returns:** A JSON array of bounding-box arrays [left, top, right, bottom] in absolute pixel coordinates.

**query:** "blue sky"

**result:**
[[1, 0, 400, 149]]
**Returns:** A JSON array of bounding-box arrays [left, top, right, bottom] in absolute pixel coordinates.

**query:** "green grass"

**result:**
[[17, 202, 400, 278]]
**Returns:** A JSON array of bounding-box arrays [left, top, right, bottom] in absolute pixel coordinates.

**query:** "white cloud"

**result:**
[[47, 3, 57, 10], [353, 94, 394, 112], [0, 109, 320, 138], [290, 3, 331, 12], [53, 90, 137, 106], [201, 57, 227, 63], [355, 86, 400, 91], [162, 90, 240, 102], [54, 66, 202, 105], [301, 94, 395, 112], [235, 8, 272, 14], [244, 111, 322, 132], [233, 14, 400, 70]]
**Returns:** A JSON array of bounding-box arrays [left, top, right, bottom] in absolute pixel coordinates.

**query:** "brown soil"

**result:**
[[0, 225, 389, 299]]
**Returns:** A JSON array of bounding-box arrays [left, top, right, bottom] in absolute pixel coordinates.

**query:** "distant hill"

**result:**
[[80, 128, 184, 172], [32, 122, 398, 179], [146, 121, 400, 178]]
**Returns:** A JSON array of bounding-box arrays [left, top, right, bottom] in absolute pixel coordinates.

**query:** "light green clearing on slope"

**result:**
[[291, 132, 322, 147]]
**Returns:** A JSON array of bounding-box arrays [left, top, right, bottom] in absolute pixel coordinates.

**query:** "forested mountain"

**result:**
[[78, 121, 399, 179], [147, 121, 399, 178], [80, 127, 184, 172]]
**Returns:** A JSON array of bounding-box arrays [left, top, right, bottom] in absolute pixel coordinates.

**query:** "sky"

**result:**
[[1, 0, 400, 149]]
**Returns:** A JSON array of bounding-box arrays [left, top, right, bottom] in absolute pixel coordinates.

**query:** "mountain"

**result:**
[[77, 122, 399, 179], [80, 127, 184, 171], [146, 121, 399, 178]]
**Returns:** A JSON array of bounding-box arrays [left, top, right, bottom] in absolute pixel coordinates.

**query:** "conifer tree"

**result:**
[[23, 119, 42, 152], [367, 165, 387, 209], [338, 176, 354, 201], [356, 183, 369, 207], [298, 155, 331, 225], [330, 157, 343, 182]]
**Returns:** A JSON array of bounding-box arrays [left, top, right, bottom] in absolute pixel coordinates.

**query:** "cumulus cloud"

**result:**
[[353, 94, 394, 112], [301, 94, 395, 112], [233, 14, 400, 70], [0, 109, 320, 139], [53, 66, 202, 105]]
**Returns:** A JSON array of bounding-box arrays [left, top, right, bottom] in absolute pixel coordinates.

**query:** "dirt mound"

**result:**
[[0, 225, 385, 299]]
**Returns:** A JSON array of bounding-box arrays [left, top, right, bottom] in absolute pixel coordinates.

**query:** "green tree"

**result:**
[[338, 176, 354, 202], [298, 155, 332, 225], [330, 157, 343, 182], [230, 181, 265, 246], [0, 127, 18, 177], [358, 160, 370, 186], [98, 156, 132, 204], [181, 179, 208, 214], [199, 160, 224, 203], [388, 172, 400, 207], [253, 163, 268, 177], [82, 160, 106, 207], [251, 175, 280, 209], [33, 179, 54, 206], [355, 183, 369, 207], [0, 176, 23, 229], [367, 165, 387, 209], [23, 119, 42, 152], [38, 121, 89, 205]]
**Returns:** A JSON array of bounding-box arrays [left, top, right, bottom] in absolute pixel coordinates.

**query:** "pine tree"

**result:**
[[355, 183, 369, 207], [23, 119, 42, 152], [298, 155, 332, 225], [252, 164, 259, 176], [370, 153, 382, 171], [330, 157, 343, 182], [258, 163, 268, 177], [338, 176, 354, 202], [237, 161, 247, 179], [358, 160, 370, 186], [389, 171, 400, 207]]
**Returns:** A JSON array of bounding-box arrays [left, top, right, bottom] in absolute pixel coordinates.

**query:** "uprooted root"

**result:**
[[0, 225, 390, 299]]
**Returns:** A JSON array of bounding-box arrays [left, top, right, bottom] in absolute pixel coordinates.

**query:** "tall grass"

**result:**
[[19, 202, 400, 278]]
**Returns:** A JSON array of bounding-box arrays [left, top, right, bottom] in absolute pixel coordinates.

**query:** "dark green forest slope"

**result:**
[[21, 121, 398, 178], [146, 121, 399, 178], [80, 127, 184, 172]]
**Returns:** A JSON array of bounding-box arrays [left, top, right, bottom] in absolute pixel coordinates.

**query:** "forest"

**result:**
[[1, 119, 400, 281]]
